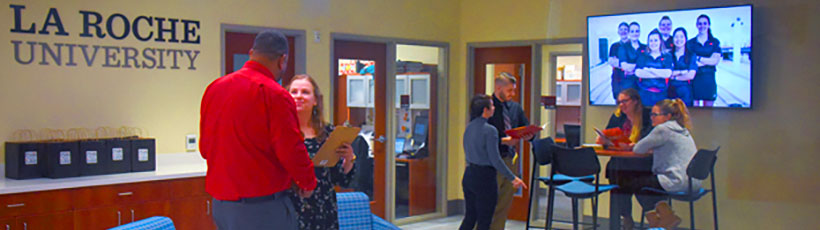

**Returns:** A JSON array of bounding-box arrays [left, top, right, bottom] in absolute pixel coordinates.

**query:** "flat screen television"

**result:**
[[587, 5, 752, 108]]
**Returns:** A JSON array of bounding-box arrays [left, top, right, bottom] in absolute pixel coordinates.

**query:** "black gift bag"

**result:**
[[130, 138, 156, 172], [44, 140, 81, 178], [5, 141, 46, 179]]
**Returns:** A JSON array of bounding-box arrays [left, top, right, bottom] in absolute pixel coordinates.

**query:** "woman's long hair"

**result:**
[[615, 88, 644, 143], [673, 27, 693, 65], [697, 14, 714, 40], [286, 74, 329, 141], [656, 98, 692, 131]]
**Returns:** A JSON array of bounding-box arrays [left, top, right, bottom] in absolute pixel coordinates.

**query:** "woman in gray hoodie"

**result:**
[[630, 98, 699, 227]]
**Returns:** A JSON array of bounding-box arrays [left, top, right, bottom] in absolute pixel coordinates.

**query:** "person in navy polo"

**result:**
[[635, 29, 674, 106], [658, 16, 675, 52], [618, 22, 646, 94], [608, 22, 631, 101], [669, 28, 697, 106], [687, 14, 722, 107]]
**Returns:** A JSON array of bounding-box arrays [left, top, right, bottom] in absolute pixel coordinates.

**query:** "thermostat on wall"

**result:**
[[186, 134, 197, 151]]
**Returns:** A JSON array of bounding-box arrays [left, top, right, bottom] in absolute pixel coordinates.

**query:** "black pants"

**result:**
[[606, 156, 654, 218], [460, 164, 498, 230], [619, 174, 667, 211]]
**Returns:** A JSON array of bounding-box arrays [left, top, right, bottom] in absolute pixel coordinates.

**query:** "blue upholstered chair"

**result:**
[[108, 216, 175, 230], [337, 192, 400, 230]]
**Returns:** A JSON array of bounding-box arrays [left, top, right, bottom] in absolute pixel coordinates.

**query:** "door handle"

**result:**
[[131, 209, 135, 222], [206, 200, 211, 215], [376, 135, 386, 143], [22, 222, 26, 230], [117, 211, 122, 225], [118, 192, 133, 196], [6, 224, 9, 230], [6, 203, 25, 208]]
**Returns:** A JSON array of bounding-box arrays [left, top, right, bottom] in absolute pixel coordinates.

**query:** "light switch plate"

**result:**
[[186, 134, 197, 151]]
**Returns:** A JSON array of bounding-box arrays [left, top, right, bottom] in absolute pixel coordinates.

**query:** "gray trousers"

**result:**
[[211, 191, 297, 230]]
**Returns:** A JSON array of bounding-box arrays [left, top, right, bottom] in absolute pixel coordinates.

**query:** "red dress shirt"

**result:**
[[200, 60, 317, 201]]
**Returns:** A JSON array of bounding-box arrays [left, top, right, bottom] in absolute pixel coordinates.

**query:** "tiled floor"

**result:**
[[399, 215, 612, 230], [399, 215, 527, 230]]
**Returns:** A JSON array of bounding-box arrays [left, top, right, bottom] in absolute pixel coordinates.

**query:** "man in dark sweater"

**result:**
[[487, 72, 534, 230]]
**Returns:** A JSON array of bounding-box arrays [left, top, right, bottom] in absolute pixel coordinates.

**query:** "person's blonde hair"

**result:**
[[614, 88, 644, 143], [655, 98, 692, 130], [285, 74, 328, 140]]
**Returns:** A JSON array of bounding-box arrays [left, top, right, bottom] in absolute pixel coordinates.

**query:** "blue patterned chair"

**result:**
[[337, 192, 400, 230], [108, 216, 175, 230]]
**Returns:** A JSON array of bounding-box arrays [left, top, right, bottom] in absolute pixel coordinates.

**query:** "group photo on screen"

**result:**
[[587, 5, 751, 108]]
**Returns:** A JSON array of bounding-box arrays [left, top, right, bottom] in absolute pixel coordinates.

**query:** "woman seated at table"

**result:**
[[596, 88, 654, 229], [628, 98, 699, 228], [287, 74, 356, 230]]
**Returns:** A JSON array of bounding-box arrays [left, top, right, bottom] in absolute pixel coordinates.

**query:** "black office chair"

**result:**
[[547, 147, 618, 230], [526, 138, 596, 229], [564, 124, 581, 148], [351, 136, 373, 199], [639, 147, 720, 230]]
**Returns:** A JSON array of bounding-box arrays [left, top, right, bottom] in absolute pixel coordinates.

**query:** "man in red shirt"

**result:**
[[200, 30, 316, 230]]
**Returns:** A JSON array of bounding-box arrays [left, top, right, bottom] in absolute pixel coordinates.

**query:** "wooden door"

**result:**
[[224, 31, 296, 85], [74, 206, 120, 229], [333, 39, 387, 217], [473, 46, 533, 221], [16, 211, 73, 230], [170, 196, 215, 230]]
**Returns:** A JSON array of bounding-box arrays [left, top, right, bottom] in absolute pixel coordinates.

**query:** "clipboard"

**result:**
[[312, 126, 361, 167]]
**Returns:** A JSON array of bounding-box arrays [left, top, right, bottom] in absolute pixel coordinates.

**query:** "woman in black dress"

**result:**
[[687, 14, 722, 107], [287, 74, 356, 230]]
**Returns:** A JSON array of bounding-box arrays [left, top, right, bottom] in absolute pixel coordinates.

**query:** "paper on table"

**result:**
[[312, 126, 361, 167]]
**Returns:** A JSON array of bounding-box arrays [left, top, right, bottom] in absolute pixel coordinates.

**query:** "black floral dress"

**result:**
[[291, 125, 356, 230]]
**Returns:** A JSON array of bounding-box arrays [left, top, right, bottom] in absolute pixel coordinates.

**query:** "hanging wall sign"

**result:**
[[8, 4, 201, 70]]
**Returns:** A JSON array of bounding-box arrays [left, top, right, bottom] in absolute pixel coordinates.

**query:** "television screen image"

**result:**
[[587, 5, 751, 108]]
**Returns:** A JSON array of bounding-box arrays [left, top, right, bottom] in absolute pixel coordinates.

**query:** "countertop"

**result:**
[[0, 152, 207, 195]]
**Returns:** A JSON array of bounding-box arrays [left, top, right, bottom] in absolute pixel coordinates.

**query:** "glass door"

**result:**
[[393, 44, 441, 219]]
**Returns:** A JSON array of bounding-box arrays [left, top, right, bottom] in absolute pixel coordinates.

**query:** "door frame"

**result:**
[[330, 33, 450, 224], [220, 24, 306, 76], [465, 38, 587, 222]]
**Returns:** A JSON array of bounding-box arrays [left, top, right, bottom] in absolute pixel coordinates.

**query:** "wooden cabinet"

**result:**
[[170, 196, 214, 230], [0, 176, 212, 230], [168, 177, 215, 230], [0, 190, 73, 218], [73, 206, 121, 230]]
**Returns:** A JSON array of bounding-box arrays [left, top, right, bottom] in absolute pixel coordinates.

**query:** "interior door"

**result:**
[[333, 39, 388, 218], [224, 31, 296, 85], [472, 46, 533, 221]]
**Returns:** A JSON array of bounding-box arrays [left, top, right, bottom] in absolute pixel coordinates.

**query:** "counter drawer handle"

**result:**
[[118, 192, 134, 196], [6, 203, 25, 208]]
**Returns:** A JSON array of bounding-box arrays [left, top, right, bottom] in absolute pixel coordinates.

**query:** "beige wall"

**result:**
[[1, 0, 460, 158], [4, 0, 819, 228], [448, 0, 820, 228]]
